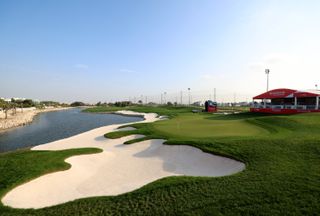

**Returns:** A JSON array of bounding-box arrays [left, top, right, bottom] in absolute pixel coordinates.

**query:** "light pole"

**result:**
[[265, 69, 270, 91], [188, 88, 191, 106], [234, 93, 236, 104], [164, 92, 167, 105]]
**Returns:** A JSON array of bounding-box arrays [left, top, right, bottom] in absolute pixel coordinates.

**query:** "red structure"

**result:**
[[205, 100, 218, 112], [250, 88, 320, 114]]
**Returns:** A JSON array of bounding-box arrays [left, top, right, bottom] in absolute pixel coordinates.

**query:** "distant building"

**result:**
[[1, 97, 26, 102], [192, 101, 202, 106], [251, 88, 320, 114]]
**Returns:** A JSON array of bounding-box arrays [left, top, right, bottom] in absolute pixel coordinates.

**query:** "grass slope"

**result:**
[[0, 148, 102, 215], [0, 106, 319, 215], [84, 105, 196, 117]]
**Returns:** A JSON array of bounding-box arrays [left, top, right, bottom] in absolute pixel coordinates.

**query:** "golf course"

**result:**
[[0, 105, 319, 215]]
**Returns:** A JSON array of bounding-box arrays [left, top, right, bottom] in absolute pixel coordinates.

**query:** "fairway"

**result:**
[[153, 113, 268, 138]]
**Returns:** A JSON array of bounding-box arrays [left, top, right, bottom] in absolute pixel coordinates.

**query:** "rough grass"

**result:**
[[0, 106, 319, 215]]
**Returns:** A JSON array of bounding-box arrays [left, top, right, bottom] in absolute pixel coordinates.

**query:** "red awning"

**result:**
[[253, 89, 320, 99], [253, 88, 296, 99], [294, 90, 320, 98]]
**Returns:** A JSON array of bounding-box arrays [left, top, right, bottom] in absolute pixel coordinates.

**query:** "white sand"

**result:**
[[2, 111, 245, 209]]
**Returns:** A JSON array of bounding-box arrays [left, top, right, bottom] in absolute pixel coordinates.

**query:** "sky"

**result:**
[[1, 0, 320, 103]]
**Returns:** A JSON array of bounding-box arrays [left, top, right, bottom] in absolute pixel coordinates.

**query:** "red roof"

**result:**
[[294, 90, 320, 98], [253, 88, 296, 99], [253, 88, 320, 99]]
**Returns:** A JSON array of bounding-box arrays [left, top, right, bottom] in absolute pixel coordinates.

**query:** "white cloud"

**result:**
[[74, 64, 89, 69], [244, 51, 320, 92], [248, 62, 264, 72], [264, 53, 288, 65], [247, 53, 288, 71]]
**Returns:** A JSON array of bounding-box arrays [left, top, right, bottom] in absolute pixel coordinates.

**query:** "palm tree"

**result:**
[[11, 102, 17, 115], [0, 99, 5, 119], [15, 99, 24, 113], [1, 101, 11, 119]]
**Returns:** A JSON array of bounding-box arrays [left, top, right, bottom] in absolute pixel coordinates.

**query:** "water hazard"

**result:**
[[0, 108, 142, 152]]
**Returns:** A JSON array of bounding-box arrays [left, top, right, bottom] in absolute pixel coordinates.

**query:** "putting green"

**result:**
[[153, 113, 268, 138]]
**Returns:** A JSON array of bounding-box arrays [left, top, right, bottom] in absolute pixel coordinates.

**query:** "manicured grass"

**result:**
[[84, 105, 197, 117], [102, 107, 320, 215], [153, 113, 268, 138], [218, 106, 250, 112], [0, 106, 319, 215]]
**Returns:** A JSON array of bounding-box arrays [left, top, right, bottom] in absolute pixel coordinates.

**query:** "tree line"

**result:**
[[0, 99, 68, 119]]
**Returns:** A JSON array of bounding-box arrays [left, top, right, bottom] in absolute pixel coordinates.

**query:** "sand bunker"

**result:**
[[2, 111, 245, 209]]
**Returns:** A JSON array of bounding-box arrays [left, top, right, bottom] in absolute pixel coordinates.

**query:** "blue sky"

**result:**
[[1, 0, 320, 103]]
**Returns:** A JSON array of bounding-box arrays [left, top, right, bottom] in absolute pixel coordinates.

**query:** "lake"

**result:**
[[0, 108, 142, 152]]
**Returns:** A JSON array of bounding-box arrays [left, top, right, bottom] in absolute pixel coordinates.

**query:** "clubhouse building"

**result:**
[[250, 88, 320, 114]]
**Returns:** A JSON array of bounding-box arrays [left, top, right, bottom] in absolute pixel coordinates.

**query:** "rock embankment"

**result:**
[[0, 107, 70, 131]]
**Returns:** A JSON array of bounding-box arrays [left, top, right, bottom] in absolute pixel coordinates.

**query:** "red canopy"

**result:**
[[253, 88, 320, 99], [253, 88, 296, 99], [294, 90, 320, 98]]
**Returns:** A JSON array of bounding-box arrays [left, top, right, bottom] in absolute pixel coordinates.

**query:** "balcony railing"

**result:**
[[251, 104, 319, 110]]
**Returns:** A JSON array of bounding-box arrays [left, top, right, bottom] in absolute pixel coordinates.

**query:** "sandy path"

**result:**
[[2, 111, 245, 209]]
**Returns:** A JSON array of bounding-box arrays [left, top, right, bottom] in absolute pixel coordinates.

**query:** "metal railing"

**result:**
[[251, 104, 319, 110]]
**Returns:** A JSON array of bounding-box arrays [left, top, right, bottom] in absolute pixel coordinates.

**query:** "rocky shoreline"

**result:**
[[0, 107, 71, 132]]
